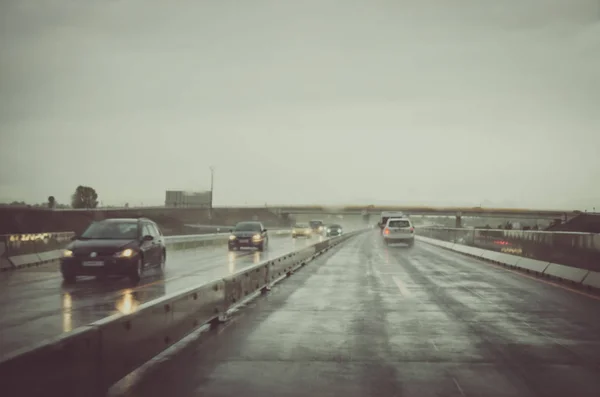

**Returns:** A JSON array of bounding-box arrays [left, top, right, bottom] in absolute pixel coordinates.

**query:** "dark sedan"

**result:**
[[326, 224, 343, 237], [228, 221, 269, 251], [60, 218, 166, 284]]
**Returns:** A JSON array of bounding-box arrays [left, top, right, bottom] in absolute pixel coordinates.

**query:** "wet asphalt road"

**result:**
[[118, 230, 600, 397], [0, 235, 324, 358]]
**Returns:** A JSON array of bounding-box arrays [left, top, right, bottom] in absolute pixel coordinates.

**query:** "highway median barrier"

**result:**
[[416, 227, 600, 291], [0, 228, 367, 397]]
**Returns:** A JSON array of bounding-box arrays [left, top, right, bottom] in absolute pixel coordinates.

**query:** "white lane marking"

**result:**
[[392, 276, 411, 297], [453, 377, 466, 397]]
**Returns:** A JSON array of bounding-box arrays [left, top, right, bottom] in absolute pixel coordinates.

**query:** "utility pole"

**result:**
[[209, 166, 215, 220]]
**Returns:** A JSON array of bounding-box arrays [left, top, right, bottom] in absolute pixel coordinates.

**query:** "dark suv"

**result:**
[[60, 218, 166, 284], [228, 221, 269, 251]]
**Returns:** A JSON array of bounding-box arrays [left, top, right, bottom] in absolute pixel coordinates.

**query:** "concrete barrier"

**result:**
[[8, 253, 43, 268], [582, 271, 600, 289], [542, 263, 589, 283], [416, 235, 596, 288], [513, 257, 550, 274], [479, 250, 521, 266], [452, 244, 486, 258], [0, 229, 367, 396]]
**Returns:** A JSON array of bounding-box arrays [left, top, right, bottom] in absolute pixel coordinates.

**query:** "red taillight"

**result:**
[[384, 228, 390, 235], [410, 227, 414, 233]]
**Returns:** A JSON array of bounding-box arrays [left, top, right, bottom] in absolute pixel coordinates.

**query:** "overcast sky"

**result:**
[[1, 0, 599, 210]]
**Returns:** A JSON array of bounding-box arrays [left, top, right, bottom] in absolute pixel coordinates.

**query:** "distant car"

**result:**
[[60, 218, 166, 284], [292, 223, 312, 238], [326, 224, 343, 237], [309, 220, 325, 235], [382, 217, 415, 247], [228, 221, 269, 251]]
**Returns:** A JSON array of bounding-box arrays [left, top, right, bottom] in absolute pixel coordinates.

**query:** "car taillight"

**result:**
[[384, 228, 390, 235], [410, 227, 414, 233]]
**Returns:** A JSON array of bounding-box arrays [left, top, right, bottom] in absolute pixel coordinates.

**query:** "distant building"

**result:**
[[165, 190, 211, 208]]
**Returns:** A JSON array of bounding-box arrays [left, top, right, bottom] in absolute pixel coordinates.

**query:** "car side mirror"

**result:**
[[142, 235, 154, 241], [263, 229, 268, 232]]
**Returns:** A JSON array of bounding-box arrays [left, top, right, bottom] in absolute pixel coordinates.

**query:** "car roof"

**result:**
[[236, 221, 261, 225], [387, 217, 410, 222]]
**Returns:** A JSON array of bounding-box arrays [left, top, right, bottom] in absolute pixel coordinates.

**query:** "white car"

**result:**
[[382, 217, 415, 247]]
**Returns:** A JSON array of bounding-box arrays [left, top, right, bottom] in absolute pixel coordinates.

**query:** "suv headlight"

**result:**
[[114, 248, 135, 258], [63, 249, 74, 258], [252, 234, 262, 241], [229, 235, 236, 240]]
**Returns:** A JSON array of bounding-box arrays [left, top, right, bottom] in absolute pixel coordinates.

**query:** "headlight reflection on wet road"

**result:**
[[62, 292, 72, 332], [228, 252, 237, 274], [116, 289, 139, 315]]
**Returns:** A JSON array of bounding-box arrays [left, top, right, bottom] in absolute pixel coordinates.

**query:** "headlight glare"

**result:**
[[63, 249, 73, 258], [115, 248, 134, 258], [229, 235, 236, 240]]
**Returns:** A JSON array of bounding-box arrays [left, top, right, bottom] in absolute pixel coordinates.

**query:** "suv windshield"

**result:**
[[309, 221, 323, 228], [329, 224, 341, 229], [235, 222, 262, 232], [388, 220, 410, 228], [80, 221, 139, 239]]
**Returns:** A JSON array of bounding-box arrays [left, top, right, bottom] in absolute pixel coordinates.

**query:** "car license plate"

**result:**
[[239, 239, 249, 243], [83, 261, 104, 267]]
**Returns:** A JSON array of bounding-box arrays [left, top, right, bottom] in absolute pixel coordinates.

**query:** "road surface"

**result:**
[[115, 231, 600, 397]]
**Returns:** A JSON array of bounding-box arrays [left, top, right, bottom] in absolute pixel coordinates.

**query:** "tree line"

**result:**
[[1, 185, 100, 209]]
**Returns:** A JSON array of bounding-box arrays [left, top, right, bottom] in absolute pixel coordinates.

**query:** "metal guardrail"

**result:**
[[0, 230, 292, 271], [416, 227, 600, 272], [0, 229, 366, 397]]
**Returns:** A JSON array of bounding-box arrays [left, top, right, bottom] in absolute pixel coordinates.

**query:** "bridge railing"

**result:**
[[416, 227, 600, 272]]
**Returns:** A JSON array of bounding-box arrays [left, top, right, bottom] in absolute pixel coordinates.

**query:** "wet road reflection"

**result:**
[[116, 289, 139, 315], [62, 292, 72, 333], [0, 235, 320, 357]]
